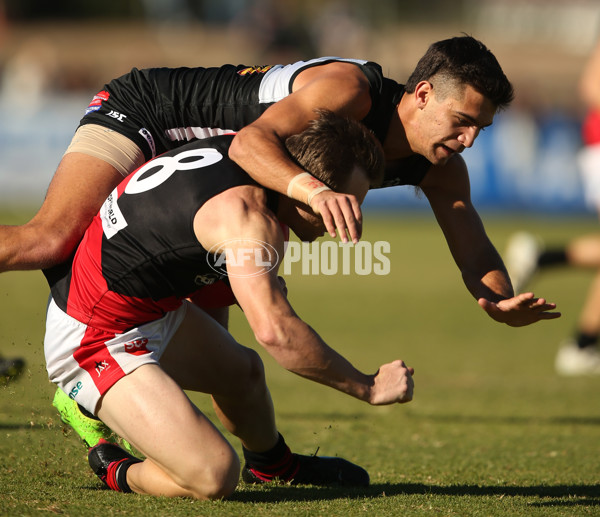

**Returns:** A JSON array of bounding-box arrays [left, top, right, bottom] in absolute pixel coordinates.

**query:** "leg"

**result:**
[[97, 364, 239, 499], [576, 270, 600, 335], [554, 236, 600, 375], [161, 304, 369, 487], [566, 234, 600, 268], [161, 303, 278, 453]]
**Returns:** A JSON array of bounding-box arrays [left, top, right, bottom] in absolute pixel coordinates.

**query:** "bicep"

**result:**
[[247, 66, 371, 140], [421, 158, 489, 264]]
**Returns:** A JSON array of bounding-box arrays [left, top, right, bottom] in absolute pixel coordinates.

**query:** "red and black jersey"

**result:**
[[80, 57, 431, 187], [44, 135, 279, 333]]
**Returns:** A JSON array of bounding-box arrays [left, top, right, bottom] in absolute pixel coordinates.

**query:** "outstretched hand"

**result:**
[[368, 359, 415, 405], [309, 190, 362, 244], [478, 292, 561, 327]]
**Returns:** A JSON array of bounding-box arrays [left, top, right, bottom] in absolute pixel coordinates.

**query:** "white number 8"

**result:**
[[124, 148, 223, 195]]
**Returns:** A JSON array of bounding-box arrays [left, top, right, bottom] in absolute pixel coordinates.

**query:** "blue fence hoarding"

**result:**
[[0, 97, 590, 214]]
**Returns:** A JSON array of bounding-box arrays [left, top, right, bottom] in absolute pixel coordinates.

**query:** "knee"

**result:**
[[240, 347, 267, 394], [180, 445, 240, 500]]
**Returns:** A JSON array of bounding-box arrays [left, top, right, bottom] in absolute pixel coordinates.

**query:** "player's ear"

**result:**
[[414, 81, 432, 108]]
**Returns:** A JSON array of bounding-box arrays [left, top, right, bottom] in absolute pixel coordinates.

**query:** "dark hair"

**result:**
[[284, 109, 385, 190], [405, 35, 514, 110]]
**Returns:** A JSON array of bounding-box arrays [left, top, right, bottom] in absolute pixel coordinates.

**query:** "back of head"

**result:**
[[405, 35, 514, 110], [285, 109, 385, 191]]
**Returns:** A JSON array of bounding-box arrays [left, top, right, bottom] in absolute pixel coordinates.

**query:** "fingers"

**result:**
[[538, 311, 562, 320], [310, 191, 363, 244]]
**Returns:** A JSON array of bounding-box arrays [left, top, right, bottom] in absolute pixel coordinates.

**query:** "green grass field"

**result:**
[[1, 208, 599, 516]]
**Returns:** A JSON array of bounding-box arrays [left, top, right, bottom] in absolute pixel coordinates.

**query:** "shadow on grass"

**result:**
[[228, 482, 600, 505], [278, 412, 600, 426]]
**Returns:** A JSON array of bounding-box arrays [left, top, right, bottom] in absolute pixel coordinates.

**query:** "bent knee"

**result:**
[[241, 347, 266, 387], [178, 446, 240, 500]]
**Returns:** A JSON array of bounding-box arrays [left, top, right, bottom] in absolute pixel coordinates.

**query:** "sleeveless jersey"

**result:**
[[45, 135, 278, 333], [80, 57, 431, 187]]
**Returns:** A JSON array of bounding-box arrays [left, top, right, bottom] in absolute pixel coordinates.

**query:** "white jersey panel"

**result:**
[[258, 57, 369, 104], [165, 126, 235, 143]]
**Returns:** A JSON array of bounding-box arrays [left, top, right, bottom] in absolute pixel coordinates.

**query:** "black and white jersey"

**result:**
[[80, 57, 431, 187]]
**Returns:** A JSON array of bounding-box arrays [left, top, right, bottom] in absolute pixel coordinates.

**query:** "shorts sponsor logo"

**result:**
[[139, 127, 156, 158], [124, 338, 150, 356], [69, 381, 84, 400], [207, 238, 279, 278], [237, 65, 273, 76], [94, 360, 111, 377]]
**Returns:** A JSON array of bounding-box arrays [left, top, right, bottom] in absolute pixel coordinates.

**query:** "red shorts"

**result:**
[[44, 297, 188, 415]]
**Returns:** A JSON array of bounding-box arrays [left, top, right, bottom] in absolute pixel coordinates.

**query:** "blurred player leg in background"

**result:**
[[505, 38, 600, 377], [0, 354, 25, 383]]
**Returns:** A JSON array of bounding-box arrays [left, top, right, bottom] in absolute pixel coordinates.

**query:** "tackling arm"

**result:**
[[0, 153, 123, 272], [228, 62, 372, 243], [421, 156, 560, 326]]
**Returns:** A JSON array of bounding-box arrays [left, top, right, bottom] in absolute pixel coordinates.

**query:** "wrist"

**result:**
[[287, 172, 331, 206]]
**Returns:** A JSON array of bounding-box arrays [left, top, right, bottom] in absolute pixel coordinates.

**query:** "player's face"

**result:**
[[293, 164, 370, 242], [415, 84, 496, 166]]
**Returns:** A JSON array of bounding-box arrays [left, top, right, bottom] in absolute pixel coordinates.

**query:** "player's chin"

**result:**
[[431, 148, 455, 165]]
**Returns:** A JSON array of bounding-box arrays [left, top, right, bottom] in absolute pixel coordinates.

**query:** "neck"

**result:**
[[383, 94, 415, 160]]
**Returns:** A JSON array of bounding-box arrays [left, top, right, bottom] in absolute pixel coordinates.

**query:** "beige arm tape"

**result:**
[[286, 172, 332, 206], [64, 124, 146, 177]]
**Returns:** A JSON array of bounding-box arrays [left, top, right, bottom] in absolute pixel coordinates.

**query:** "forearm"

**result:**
[[229, 126, 306, 197], [461, 256, 514, 303], [0, 222, 72, 272], [256, 315, 373, 401]]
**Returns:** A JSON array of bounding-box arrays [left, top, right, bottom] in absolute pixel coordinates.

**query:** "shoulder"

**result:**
[[293, 59, 371, 92], [420, 154, 470, 193], [194, 186, 282, 250]]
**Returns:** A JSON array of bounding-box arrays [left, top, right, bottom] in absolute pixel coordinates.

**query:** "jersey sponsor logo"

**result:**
[[207, 238, 279, 278], [237, 65, 273, 76], [194, 273, 222, 286], [124, 338, 150, 356], [100, 189, 128, 239], [85, 90, 110, 115], [139, 127, 156, 158], [68, 381, 84, 400]]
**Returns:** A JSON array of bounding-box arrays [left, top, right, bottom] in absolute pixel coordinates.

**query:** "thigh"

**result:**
[[97, 363, 235, 477], [161, 302, 259, 398]]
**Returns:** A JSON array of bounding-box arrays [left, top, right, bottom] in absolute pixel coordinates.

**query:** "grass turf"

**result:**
[[0, 209, 599, 516]]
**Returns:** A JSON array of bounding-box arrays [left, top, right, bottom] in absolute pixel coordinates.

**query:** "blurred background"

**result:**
[[0, 0, 598, 213]]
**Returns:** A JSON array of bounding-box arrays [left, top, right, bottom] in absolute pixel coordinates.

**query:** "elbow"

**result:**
[[228, 128, 252, 166], [253, 322, 282, 352], [252, 319, 296, 369]]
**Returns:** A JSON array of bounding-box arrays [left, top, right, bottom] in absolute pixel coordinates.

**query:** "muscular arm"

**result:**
[[421, 156, 512, 302], [0, 153, 123, 272], [421, 155, 560, 326], [228, 62, 372, 243], [194, 188, 414, 404]]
